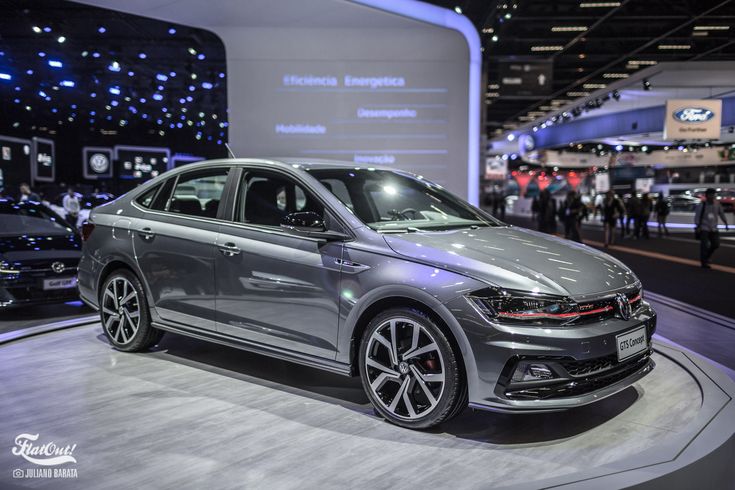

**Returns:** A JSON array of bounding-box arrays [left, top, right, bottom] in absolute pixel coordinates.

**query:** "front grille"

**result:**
[[568, 288, 643, 324], [3, 286, 78, 303], [561, 353, 617, 377]]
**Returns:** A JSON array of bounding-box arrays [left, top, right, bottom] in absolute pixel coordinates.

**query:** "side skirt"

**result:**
[[151, 321, 353, 377]]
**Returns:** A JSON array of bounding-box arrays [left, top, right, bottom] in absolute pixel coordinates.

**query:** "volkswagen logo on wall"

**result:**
[[672, 107, 715, 124], [89, 153, 110, 173], [51, 261, 66, 274], [615, 293, 632, 321]]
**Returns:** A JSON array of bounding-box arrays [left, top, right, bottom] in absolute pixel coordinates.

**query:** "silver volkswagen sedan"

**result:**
[[78, 158, 655, 429]]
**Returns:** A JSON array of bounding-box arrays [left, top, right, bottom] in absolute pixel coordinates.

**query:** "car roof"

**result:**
[[171, 157, 397, 173]]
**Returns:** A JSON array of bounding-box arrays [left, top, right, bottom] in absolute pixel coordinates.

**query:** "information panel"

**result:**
[[0, 136, 32, 193], [32, 137, 55, 183], [114, 146, 170, 180]]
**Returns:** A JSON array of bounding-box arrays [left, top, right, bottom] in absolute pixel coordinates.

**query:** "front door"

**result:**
[[215, 169, 343, 358]]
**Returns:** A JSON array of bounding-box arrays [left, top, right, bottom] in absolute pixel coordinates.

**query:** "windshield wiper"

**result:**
[[377, 226, 423, 234]]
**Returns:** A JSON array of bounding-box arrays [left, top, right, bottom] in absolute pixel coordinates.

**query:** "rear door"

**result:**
[[133, 167, 230, 330]]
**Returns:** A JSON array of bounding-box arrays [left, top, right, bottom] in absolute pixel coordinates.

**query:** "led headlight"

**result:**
[[468, 289, 580, 325], [0, 261, 20, 274]]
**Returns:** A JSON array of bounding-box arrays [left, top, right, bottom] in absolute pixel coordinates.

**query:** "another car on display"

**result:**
[[667, 194, 701, 213], [0, 198, 82, 308], [687, 187, 735, 213], [78, 159, 656, 429]]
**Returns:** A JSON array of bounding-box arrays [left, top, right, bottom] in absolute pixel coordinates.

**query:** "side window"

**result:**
[[167, 168, 229, 218], [151, 178, 175, 211], [135, 184, 160, 209], [236, 170, 324, 227]]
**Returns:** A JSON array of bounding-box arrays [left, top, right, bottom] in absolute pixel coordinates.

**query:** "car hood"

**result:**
[[382, 226, 638, 297], [0, 234, 82, 265]]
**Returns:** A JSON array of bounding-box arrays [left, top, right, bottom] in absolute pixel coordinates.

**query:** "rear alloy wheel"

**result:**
[[100, 269, 162, 352], [359, 308, 464, 429]]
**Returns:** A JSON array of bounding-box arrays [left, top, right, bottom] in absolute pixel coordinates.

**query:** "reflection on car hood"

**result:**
[[382, 226, 638, 297], [0, 234, 81, 264]]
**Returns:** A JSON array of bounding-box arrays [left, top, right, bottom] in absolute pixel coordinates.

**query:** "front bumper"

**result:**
[[445, 295, 658, 413], [0, 270, 80, 308]]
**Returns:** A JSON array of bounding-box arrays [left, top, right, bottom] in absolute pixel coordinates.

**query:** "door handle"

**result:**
[[138, 227, 155, 240], [218, 242, 241, 257]]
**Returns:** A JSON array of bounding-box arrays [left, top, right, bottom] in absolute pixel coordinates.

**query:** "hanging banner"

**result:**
[[663, 99, 722, 140]]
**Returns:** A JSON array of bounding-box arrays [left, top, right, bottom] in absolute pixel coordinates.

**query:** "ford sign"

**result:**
[[673, 107, 715, 124]]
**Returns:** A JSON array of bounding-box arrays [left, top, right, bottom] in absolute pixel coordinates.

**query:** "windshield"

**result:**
[[0, 200, 74, 236], [307, 168, 500, 232]]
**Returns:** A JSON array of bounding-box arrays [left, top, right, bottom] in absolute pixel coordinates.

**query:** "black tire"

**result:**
[[358, 307, 465, 430], [99, 269, 163, 352]]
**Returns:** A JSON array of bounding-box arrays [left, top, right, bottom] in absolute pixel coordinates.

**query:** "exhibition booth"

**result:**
[[1, 1, 735, 489]]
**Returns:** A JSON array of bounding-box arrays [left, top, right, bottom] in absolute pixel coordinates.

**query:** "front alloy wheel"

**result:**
[[359, 308, 465, 429]]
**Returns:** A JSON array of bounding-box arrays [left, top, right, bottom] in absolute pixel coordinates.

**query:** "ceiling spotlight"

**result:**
[[507, 133, 516, 142], [32, 26, 42, 33], [454, 6, 462, 14], [108, 61, 121, 72], [57, 36, 66, 43], [615, 144, 623, 152], [188, 47, 197, 56], [642, 79, 651, 91], [98, 26, 106, 34]]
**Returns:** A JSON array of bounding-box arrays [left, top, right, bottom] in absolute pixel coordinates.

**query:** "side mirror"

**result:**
[[281, 211, 326, 232], [280, 211, 349, 241]]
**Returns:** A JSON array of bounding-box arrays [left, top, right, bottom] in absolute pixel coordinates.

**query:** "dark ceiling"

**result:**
[[425, 0, 735, 135], [0, 0, 228, 153]]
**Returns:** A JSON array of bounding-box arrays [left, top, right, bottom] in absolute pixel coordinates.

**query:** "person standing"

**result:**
[[537, 189, 557, 234], [63, 187, 81, 225], [640, 193, 653, 239], [19, 182, 41, 202], [654, 193, 670, 237], [626, 193, 642, 239], [602, 190, 625, 248], [560, 190, 583, 243], [695, 188, 729, 269]]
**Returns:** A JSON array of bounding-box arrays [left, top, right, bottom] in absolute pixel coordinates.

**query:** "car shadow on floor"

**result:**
[[95, 329, 640, 445]]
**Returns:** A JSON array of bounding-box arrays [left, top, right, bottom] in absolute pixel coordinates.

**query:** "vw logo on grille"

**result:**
[[615, 293, 631, 321], [51, 261, 66, 274]]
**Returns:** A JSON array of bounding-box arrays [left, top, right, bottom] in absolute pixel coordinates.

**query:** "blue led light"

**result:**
[[156, 73, 168, 82], [109, 86, 121, 95], [201, 82, 213, 90], [38, 51, 46, 57], [188, 85, 195, 92], [26, 69, 34, 75], [111, 100, 119, 106], [152, 93, 163, 101], [98, 26, 106, 34], [90, 110, 96, 116], [139, 97, 147, 103], [48, 59, 63, 68], [108, 61, 121, 72], [168, 27, 176, 35], [90, 92, 96, 98], [179, 97, 186, 104], [169, 71, 176, 77], [0, 73, 11, 81], [127, 71, 134, 77], [138, 52, 147, 59], [197, 53, 205, 60], [43, 26, 51, 33], [92, 52, 100, 58], [60, 80, 75, 87], [218, 72, 225, 78], [71, 104, 77, 109], [39, 90, 47, 97]]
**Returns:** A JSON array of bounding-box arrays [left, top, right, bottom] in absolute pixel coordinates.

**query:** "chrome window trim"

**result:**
[[129, 164, 356, 243]]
